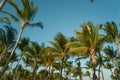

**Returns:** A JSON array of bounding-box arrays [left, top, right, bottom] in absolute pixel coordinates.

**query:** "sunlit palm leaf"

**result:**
[[0, 17, 11, 24]]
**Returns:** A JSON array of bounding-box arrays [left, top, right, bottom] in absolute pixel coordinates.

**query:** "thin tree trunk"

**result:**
[[43, 67, 48, 80], [12, 55, 22, 77], [78, 56, 82, 80], [0, 47, 7, 64], [101, 66, 104, 80], [60, 60, 63, 80], [98, 65, 100, 80], [0, 28, 24, 78], [91, 54, 97, 80], [32, 59, 37, 80], [0, 0, 8, 11]]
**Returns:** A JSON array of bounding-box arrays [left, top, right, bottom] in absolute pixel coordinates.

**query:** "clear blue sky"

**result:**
[[24, 0, 120, 45], [2, 0, 120, 45], [1, 0, 120, 79]]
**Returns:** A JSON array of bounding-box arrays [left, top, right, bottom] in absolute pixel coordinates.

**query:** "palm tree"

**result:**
[[103, 45, 118, 78], [66, 22, 104, 80], [95, 53, 104, 80], [49, 32, 69, 80], [42, 46, 58, 80], [0, 0, 43, 78], [0, 25, 17, 64], [103, 21, 120, 55], [12, 37, 30, 76], [25, 42, 44, 80]]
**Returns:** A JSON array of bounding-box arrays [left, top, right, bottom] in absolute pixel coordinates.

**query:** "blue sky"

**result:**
[[2, 0, 120, 45], [1, 0, 120, 79], [24, 0, 120, 45]]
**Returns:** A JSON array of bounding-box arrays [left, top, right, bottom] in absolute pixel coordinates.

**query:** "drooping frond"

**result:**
[[2, 11, 19, 22], [27, 22, 43, 29], [0, 25, 17, 49], [4, 25, 17, 48], [8, 0, 23, 18], [104, 21, 119, 39], [18, 37, 30, 51], [0, 17, 11, 24]]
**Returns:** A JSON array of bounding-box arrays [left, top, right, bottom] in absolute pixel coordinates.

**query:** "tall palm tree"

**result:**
[[103, 45, 117, 78], [0, 25, 17, 64], [66, 22, 104, 80], [103, 21, 120, 55], [0, 0, 43, 78], [12, 37, 30, 76], [25, 42, 43, 80], [49, 32, 69, 80], [42, 46, 58, 80]]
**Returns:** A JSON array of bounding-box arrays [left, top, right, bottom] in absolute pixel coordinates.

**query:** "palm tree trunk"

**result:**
[[98, 65, 100, 80], [91, 54, 97, 80], [32, 59, 37, 80], [0, 28, 24, 79], [43, 67, 48, 80], [0, 0, 8, 11], [60, 60, 63, 80], [78, 56, 82, 80], [101, 66, 104, 80], [13, 55, 22, 76], [0, 47, 7, 64]]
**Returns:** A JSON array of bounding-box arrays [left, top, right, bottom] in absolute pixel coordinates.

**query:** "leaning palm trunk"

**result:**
[[12, 55, 23, 77], [0, 0, 8, 11], [0, 47, 7, 64], [0, 27, 24, 78]]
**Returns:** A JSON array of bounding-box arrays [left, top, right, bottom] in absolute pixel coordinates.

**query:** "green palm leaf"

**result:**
[[0, 17, 11, 24], [2, 11, 19, 22], [27, 22, 43, 29]]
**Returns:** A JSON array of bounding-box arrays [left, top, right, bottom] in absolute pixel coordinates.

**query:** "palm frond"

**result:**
[[27, 22, 43, 29], [2, 11, 19, 22], [0, 17, 11, 24], [65, 41, 82, 49], [8, 0, 23, 18], [4, 25, 17, 46]]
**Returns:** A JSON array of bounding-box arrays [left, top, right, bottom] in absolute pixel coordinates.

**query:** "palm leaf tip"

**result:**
[[28, 22, 44, 29], [0, 17, 11, 24]]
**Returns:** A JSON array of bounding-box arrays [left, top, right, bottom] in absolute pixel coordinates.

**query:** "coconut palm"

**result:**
[[0, 25, 17, 64], [41, 46, 58, 80], [103, 45, 118, 78], [103, 21, 120, 55], [0, 0, 43, 78], [25, 42, 44, 80], [66, 22, 104, 80], [95, 53, 105, 80], [49, 32, 69, 80], [12, 37, 30, 76]]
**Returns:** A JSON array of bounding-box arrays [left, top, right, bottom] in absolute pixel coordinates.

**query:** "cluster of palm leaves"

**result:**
[[0, 0, 120, 80]]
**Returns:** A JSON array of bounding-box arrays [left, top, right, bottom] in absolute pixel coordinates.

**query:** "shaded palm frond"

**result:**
[[2, 11, 19, 22], [27, 22, 43, 29]]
